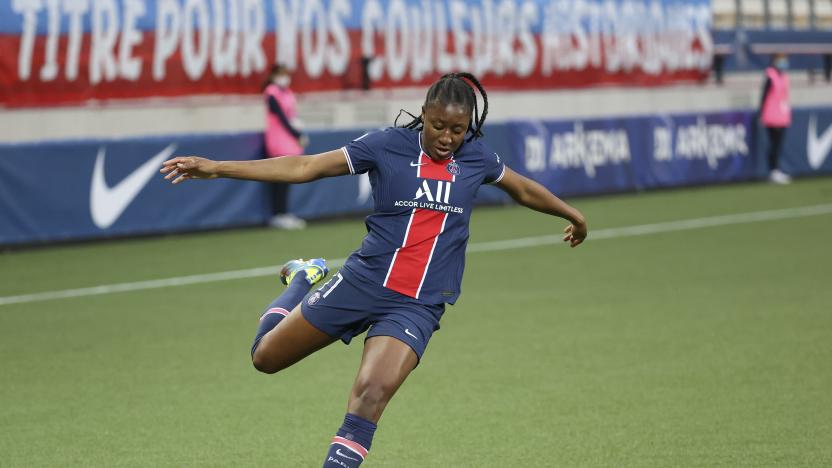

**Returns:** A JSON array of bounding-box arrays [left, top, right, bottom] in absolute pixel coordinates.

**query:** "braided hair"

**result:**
[[397, 72, 489, 143]]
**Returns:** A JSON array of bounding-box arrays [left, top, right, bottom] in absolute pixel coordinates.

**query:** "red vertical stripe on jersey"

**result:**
[[384, 208, 448, 298], [417, 153, 456, 182]]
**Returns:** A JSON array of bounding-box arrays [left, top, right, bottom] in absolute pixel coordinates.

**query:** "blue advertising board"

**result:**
[[507, 111, 756, 196], [507, 117, 641, 196], [755, 107, 832, 176], [639, 111, 756, 188], [0, 133, 270, 246], [2, 106, 831, 246]]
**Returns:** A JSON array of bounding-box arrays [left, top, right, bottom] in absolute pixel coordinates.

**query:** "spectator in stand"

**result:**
[[759, 53, 792, 185], [263, 63, 308, 229]]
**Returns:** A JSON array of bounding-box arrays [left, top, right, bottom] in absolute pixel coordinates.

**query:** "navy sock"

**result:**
[[250, 271, 310, 356], [323, 413, 377, 467]]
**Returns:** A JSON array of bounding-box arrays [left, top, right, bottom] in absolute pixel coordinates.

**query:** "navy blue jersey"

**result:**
[[340, 127, 506, 304]]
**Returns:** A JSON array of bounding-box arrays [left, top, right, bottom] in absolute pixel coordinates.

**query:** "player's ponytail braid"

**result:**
[[454, 72, 488, 142], [396, 72, 489, 142]]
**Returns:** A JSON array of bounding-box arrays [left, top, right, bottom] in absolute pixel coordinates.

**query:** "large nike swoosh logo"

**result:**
[[808, 114, 832, 170], [410, 161, 427, 166], [90, 144, 177, 229]]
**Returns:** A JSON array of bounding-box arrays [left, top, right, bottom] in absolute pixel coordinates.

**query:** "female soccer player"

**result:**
[[160, 72, 587, 467]]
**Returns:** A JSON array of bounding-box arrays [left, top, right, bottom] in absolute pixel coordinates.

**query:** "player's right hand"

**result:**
[[563, 221, 587, 248], [160, 156, 219, 184]]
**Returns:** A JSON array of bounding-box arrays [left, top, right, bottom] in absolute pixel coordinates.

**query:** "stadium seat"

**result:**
[[817, 0, 832, 28], [767, 0, 789, 29], [742, 0, 767, 28], [713, 0, 738, 29], [791, 0, 812, 29]]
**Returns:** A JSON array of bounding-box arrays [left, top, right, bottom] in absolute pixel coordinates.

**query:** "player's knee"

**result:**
[[352, 377, 395, 411], [251, 349, 284, 374]]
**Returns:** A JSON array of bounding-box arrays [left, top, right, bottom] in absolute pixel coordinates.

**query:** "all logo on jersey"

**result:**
[[396, 151, 463, 213], [414, 180, 452, 204]]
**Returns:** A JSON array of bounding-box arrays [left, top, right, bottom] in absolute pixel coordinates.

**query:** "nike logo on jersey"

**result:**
[[404, 328, 419, 340], [335, 449, 359, 461], [410, 161, 427, 166], [90, 144, 177, 229], [808, 114, 832, 170]]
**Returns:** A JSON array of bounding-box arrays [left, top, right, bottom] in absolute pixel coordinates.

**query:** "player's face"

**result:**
[[420, 102, 470, 161]]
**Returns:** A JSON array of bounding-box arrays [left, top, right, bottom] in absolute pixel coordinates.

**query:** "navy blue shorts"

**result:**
[[301, 268, 445, 361]]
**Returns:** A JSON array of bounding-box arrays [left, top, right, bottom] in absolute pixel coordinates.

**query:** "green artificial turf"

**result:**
[[1, 178, 831, 467]]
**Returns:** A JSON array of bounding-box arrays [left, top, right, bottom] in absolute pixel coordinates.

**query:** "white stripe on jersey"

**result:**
[[490, 165, 507, 184], [341, 147, 355, 175], [383, 208, 417, 288]]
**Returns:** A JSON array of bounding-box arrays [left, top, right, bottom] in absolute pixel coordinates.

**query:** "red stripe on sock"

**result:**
[[259, 308, 289, 321], [331, 436, 368, 459]]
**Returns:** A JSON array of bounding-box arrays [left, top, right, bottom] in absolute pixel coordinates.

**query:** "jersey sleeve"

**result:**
[[482, 148, 507, 185], [341, 129, 387, 175]]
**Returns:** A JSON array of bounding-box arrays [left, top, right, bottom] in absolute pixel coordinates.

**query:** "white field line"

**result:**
[[2, 203, 832, 307]]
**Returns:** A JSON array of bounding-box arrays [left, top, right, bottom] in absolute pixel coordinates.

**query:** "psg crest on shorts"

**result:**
[[447, 161, 461, 176]]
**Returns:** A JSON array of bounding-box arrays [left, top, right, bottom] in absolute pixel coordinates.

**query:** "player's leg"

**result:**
[[323, 336, 418, 467], [347, 336, 419, 421], [252, 305, 337, 374], [250, 258, 327, 355], [250, 259, 335, 374], [323, 300, 443, 467]]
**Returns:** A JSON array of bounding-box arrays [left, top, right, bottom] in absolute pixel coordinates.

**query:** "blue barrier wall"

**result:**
[[508, 111, 757, 196], [2, 107, 831, 246], [0, 133, 271, 245], [754, 108, 832, 176]]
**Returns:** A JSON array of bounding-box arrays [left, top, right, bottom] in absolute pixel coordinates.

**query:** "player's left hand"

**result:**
[[160, 156, 219, 184], [563, 222, 587, 248]]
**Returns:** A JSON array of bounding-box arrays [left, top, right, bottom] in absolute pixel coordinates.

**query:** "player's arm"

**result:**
[[160, 149, 350, 184], [495, 167, 587, 247]]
